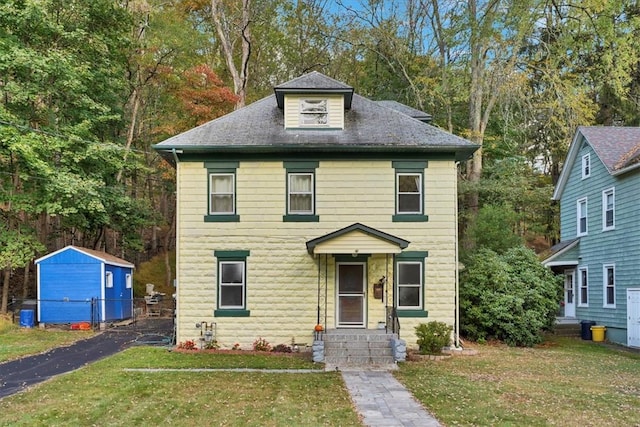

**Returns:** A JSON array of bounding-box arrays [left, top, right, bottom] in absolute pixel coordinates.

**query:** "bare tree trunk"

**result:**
[[22, 264, 31, 299], [1, 268, 10, 314], [211, 0, 251, 109], [163, 207, 176, 288]]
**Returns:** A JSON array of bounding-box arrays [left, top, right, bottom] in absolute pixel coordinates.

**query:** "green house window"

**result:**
[[283, 161, 319, 222], [214, 250, 250, 317], [395, 251, 428, 317], [393, 161, 428, 222], [205, 162, 239, 222]]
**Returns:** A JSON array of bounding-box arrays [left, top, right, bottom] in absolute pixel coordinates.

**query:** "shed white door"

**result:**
[[627, 289, 640, 348], [564, 270, 576, 318], [337, 263, 366, 327]]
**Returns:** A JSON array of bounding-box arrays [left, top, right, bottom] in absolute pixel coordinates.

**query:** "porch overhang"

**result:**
[[541, 238, 580, 271], [306, 223, 410, 255]]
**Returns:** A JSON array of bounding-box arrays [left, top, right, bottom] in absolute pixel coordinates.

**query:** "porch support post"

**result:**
[[316, 255, 321, 325], [324, 254, 328, 327]]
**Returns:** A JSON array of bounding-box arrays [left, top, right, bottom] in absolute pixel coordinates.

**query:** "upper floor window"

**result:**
[[578, 267, 588, 307], [393, 161, 428, 222], [205, 161, 239, 222], [577, 198, 588, 236], [603, 264, 615, 308], [289, 173, 314, 214], [283, 161, 319, 222], [581, 153, 590, 179], [397, 174, 422, 213], [602, 188, 615, 231], [299, 99, 328, 126], [210, 173, 235, 214]]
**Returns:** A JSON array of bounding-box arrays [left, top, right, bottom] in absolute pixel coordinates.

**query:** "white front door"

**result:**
[[337, 263, 366, 328], [564, 270, 576, 318], [627, 289, 640, 348]]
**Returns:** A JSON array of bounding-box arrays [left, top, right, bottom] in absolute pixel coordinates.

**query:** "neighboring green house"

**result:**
[[153, 72, 478, 363], [543, 126, 640, 348]]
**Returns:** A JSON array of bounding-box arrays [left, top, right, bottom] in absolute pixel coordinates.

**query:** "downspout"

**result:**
[[172, 148, 181, 342], [455, 161, 461, 348]]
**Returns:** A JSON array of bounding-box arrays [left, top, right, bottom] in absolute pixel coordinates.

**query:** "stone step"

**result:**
[[325, 340, 391, 349], [324, 347, 393, 357], [324, 334, 395, 343], [552, 324, 581, 337], [325, 355, 395, 365]]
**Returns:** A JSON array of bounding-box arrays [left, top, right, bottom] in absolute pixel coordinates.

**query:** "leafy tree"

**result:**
[[459, 246, 562, 346]]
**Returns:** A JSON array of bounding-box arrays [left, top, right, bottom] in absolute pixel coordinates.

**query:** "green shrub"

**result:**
[[415, 321, 452, 355], [460, 246, 562, 347]]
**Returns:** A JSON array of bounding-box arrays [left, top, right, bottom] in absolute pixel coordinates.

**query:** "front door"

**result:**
[[337, 263, 366, 327], [628, 289, 640, 348], [564, 270, 576, 317]]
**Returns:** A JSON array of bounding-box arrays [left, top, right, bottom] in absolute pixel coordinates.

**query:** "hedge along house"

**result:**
[[36, 245, 134, 326], [153, 72, 478, 360]]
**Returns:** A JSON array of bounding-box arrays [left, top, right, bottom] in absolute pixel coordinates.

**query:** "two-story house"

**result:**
[[153, 72, 478, 359], [543, 127, 640, 348]]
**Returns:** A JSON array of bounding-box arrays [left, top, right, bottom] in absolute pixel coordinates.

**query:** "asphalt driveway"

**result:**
[[0, 318, 173, 399]]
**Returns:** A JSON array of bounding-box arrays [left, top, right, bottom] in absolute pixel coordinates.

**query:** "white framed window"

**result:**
[[396, 261, 423, 310], [397, 173, 423, 214], [578, 267, 588, 307], [299, 99, 328, 126], [125, 273, 132, 289], [105, 271, 114, 288], [602, 188, 615, 231], [219, 261, 245, 309], [582, 153, 590, 179], [577, 198, 588, 236], [209, 173, 235, 214], [288, 172, 314, 214], [603, 264, 615, 308]]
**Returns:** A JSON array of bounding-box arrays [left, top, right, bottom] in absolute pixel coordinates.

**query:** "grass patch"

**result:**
[[396, 337, 640, 426], [118, 347, 319, 369], [0, 318, 93, 363], [0, 347, 360, 426]]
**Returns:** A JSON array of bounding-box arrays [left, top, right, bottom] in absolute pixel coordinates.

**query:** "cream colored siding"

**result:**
[[175, 160, 458, 348], [313, 230, 402, 254], [284, 95, 344, 129]]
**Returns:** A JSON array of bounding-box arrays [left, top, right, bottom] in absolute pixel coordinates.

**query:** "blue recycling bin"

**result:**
[[19, 309, 35, 328]]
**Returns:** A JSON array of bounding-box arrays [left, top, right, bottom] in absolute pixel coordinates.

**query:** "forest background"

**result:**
[[1, 0, 639, 313]]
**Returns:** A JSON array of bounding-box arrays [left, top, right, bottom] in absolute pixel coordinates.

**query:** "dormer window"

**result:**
[[300, 99, 328, 126]]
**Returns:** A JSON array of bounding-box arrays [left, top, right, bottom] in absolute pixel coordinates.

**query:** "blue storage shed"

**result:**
[[36, 246, 135, 325]]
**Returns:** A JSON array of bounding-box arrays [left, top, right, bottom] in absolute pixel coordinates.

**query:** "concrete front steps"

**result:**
[[551, 317, 581, 338], [323, 329, 398, 371]]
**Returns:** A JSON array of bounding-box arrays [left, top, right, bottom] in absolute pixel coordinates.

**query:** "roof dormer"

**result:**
[[274, 71, 353, 130]]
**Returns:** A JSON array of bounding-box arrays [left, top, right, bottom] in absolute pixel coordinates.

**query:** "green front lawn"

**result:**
[[396, 337, 640, 426], [0, 347, 361, 426]]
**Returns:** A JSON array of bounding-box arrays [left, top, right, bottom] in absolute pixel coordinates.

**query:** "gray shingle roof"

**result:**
[[153, 72, 478, 164], [553, 126, 640, 200], [579, 126, 640, 172], [274, 71, 354, 108], [375, 100, 432, 123]]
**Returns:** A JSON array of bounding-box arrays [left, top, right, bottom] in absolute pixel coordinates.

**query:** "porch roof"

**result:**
[[306, 223, 410, 255], [541, 238, 580, 267]]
